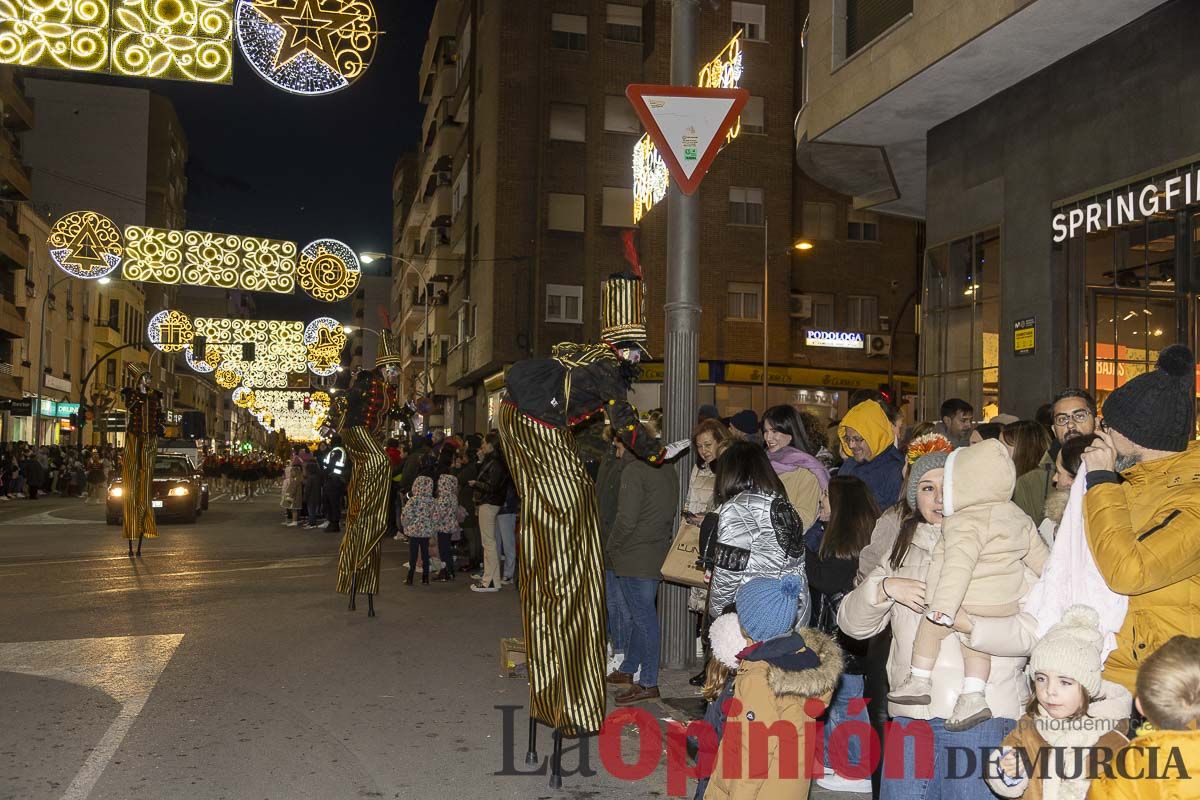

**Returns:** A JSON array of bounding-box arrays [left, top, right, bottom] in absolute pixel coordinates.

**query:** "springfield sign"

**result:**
[[1052, 167, 1200, 241], [633, 32, 744, 224]]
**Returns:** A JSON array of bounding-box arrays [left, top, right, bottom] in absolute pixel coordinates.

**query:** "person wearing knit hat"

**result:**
[[1082, 344, 1200, 695], [737, 574, 803, 641], [906, 450, 950, 510], [986, 605, 1132, 800]]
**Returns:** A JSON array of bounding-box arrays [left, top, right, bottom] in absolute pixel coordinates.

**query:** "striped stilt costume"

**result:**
[[121, 362, 163, 558]]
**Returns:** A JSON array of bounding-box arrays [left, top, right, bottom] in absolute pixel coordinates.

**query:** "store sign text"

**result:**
[[805, 330, 865, 350], [632, 33, 744, 224], [1052, 168, 1200, 242]]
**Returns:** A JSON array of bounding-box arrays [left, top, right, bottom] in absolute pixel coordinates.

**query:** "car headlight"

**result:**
[[170, 486, 190, 497], [109, 486, 123, 498]]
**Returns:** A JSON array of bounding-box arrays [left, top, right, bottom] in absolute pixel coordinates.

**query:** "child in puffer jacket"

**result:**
[[889, 438, 1049, 731], [402, 476, 436, 585], [433, 473, 466, 581]]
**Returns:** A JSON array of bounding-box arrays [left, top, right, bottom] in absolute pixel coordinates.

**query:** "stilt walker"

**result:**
[[120, 363, 163, 557], [333, 329, 403, 617], [498, 265, 687, 758]]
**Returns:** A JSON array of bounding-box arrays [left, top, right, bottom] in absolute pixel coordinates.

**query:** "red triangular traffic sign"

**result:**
[[626, 84, 749, 196]]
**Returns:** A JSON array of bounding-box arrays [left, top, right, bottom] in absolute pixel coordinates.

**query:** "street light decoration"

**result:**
[[232, 386, 256, 408], [234, 0, 377, 96], [47, 210, 123, 279], [0, 0, 235, 83], [297, 238, 360, 302], [147, 309, 194, 353], [124, 225, 296, 294], [303, 316, 346, 376], [214, 366, 241, 389]]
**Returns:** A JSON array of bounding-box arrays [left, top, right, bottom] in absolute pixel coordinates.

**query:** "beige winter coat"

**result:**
[[927, 439, 1050, 617], [838, 521, 1038, 720]]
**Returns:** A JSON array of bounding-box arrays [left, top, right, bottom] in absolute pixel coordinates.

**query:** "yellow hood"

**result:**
[[838, 401, 893, 460], [943, 438, 1016, 516]]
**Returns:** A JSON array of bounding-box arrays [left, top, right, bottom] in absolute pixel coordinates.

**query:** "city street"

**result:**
[[0, 492, 860, 800]]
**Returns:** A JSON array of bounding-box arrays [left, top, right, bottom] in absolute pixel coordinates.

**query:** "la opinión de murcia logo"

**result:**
[[493, 703, 1193, 796]]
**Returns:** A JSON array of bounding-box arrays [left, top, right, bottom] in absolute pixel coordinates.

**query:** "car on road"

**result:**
[[106, 453, 210, 525]]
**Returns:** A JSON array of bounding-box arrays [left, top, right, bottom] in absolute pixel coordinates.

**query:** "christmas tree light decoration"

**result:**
[[303, 316, 346, 376], [0, 0, 234, 83], [47, 210, 123, 279], [235, 0, 377, 96], [184, 345, 215, 373], [147, 309, 194, 353], [297, 238, 360, 302]]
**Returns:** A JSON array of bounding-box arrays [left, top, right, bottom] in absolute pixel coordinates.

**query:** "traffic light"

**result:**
[[242, 342, 255, 362], [194, 336, 207, 361]]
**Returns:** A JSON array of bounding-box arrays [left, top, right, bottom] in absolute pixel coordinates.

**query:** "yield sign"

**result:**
[[626, 84, 749, 196]]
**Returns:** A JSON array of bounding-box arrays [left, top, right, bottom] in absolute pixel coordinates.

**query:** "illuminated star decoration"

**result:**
[[47, 211, 123, 280], [235, 0, 378, 96]]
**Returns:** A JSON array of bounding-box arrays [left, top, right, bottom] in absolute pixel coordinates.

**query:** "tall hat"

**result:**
[[374, 329, 403, 368], [125, 362, 149, 380], [601, 231, 651, 353]]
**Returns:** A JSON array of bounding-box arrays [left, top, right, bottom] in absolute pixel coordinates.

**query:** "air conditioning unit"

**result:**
[[789, 293, 813, 319], [866, 333, 892, 358]]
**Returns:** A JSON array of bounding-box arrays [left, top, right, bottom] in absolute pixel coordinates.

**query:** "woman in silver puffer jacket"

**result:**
[[706, 441, 810, 626]]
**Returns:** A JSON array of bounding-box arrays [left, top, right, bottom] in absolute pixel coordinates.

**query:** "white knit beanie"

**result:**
[[1029, 605, 1104, 697]]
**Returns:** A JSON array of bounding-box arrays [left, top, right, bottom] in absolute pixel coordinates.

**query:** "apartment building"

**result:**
[[399, 0, 922, 433], [21, 79, 198, 443], [795, 0, 1195, 423], [0, 67, 35, 439]]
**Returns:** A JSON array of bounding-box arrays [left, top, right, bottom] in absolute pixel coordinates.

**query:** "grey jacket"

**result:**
[[707, 490, 809, 626]]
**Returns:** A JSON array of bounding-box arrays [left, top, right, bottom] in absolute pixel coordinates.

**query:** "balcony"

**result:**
[[93, 322, 123, 349], [0, 223, 26, 269], [0, 69, 34, 131], [0, 295, 22, 338], [0, 134, 31, 201]]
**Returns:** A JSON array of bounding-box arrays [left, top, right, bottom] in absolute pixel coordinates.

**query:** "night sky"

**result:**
[[152, 0, 438, 309]]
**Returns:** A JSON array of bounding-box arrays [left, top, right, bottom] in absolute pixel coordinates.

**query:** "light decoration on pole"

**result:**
[[0, 0, 235, 83], [631, 31, 744, 224], [214, 367, 242, 389], [240, 389, 327, 442], [47, 210, 124, 279], [232, 386, 256, 408], [147, 310, 194, 353], [194, 317, 306, 388], [297, 238, 360, 302], [234, 0, 377, 96], [124, 225, 297, 294], [304, 316, 346, 376]]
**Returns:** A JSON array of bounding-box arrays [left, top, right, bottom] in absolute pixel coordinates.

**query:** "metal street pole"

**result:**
[[34, 274, 70, 448], [763, 219, 769, 405], [660, 0, 701, 671]]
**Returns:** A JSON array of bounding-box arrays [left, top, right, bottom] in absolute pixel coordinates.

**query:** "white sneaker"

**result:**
[[888, 673, 933, 705], [470, 582, 499, 593], [816, 773, 872, 793], [945, 691, 993, 732], [286, 521, 298, 527]]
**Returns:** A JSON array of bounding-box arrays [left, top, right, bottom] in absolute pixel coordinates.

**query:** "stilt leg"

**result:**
[[136, 535, 143, 558], [525, 717, 538, 766], [348, 574, 357, 611], [549, 729, 563, 789], [128, 540, 133, 557], [367, 593, 375, 618]]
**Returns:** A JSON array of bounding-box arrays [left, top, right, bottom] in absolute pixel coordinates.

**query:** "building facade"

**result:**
[[795, 0, 1196, 426], [400, 0, 922, 434]]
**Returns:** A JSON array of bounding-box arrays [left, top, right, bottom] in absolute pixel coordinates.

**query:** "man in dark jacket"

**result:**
[[604, 420, 679, 706], [322, 437, 350, 533], [469, 433, 510, 591], [596, 436, 633, 670]]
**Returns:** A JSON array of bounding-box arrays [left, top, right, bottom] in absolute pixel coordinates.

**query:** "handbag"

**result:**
[[660, 520, 707, 588]]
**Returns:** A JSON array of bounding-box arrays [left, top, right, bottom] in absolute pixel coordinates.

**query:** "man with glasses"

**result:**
[[1014, 389, 1097, 524]]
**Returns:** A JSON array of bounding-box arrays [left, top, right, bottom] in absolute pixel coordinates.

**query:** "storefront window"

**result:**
[[921, 228, 1001, 419]]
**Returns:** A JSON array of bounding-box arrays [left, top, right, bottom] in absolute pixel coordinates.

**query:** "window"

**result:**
[[846, 295, 878, 331], [551, 13, 587, 51], [546, 284, 583, 323], [846, 0, 912, 58], [727, 282, 762, 320], [604, 95, 639, 134], [606, 4, 641, 42], [811, 292, 835, 329], [731, 2, 765, 41], [848, 209, 880, 241], [742, 96, 765, 134], [456, 304, 477, 344], [549, 103, 587, 142], [728, 187, 764, 226], [105, 359, 116, 389], [547, 193, 585, 232], [802, 201, 837, 240], [601, 187, 634, 227], [452, 167, 467, 218]]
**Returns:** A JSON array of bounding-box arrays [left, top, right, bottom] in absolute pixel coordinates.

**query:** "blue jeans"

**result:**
[[605, 569, 632, 654], [825, 673, 869, 771], [617, 576, 660, 688], [496, 512, 517, 580], [881, 716, 1016, 800]]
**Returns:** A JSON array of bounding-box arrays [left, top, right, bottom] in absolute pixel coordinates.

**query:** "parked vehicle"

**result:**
[[106, 453, 209, 525]]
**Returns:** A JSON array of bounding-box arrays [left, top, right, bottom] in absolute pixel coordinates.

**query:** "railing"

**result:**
[[0, 361, 12, 375]]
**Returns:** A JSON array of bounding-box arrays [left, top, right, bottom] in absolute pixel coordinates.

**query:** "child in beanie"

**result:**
[[1088, 635, 1200, 800], [987, 605, 1130, 800], [699, 575, 843, 800], [889, 438, 1050, 731]]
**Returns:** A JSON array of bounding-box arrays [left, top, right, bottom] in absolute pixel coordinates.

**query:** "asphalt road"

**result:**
[[0, 490, 864, 800]]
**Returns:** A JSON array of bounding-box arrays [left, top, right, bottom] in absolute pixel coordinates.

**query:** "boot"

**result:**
[[421, 574, 430, 585], [888, 673, 933, 705], [404, 570, 414, 586], [945, 691, 993, 732], [434, 567, 450, 582]]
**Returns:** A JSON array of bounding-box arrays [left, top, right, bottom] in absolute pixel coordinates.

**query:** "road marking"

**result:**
[[0, 634, 184, 800], [0, 509, 102, 526]]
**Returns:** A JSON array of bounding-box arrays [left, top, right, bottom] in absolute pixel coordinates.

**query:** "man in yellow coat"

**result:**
[[1082, 344, 1200, 693]]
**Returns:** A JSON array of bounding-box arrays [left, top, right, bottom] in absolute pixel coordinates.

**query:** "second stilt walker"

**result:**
[[333, 330, 403, 616], [499, 269, 686, 737], [121, 362, 164, 557]]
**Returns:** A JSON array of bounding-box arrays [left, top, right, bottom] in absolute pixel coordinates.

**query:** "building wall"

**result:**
[[925, 0, 1200, 417]]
